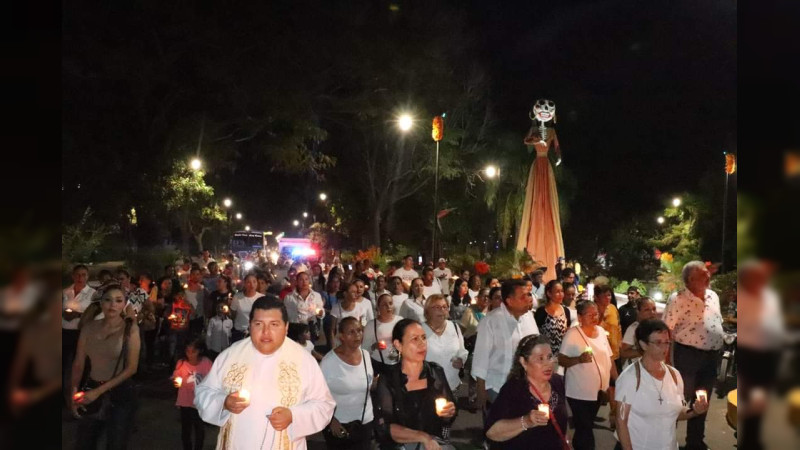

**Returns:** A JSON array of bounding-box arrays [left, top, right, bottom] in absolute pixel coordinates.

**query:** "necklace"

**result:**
[[646, 362, 666, 405]]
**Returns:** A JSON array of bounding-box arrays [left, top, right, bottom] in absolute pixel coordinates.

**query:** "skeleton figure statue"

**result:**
[[517, 99, 565, 283]]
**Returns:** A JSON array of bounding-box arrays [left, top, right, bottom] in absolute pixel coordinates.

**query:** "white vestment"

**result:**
[[195, 337, 335, 450]]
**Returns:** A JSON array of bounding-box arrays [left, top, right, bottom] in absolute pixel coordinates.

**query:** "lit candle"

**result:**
[[695, 390, 708, 403], [65, 308, 73, 313], [378, 340, 387, 350], [174, 377, 183, 388], [168, 314, 177, 321], [470, 298, 477, 305], [316, 308, 323, 315], [238, 389, 251, 402], [73, 391, 85, 402], [435, 397, 448, 415], [538, 403, 550, 416], [222, 305, 229, 314], [584, 346, 593, 354], [183, 283, 189, 289]]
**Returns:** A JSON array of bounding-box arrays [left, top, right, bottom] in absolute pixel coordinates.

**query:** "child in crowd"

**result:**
[[288, 322, 324, 362], [206, 302, 233, 359], [172, 338, 212, 450]]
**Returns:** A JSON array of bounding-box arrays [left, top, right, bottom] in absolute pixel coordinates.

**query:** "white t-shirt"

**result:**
[[320, 349, 375, 423], [399, 298, 426, 323], [393, 268, 419, 287], [206, 316, 233, 353], [622, 322, 640, 369], [422, 321, 469, 390], [561, 326, 614, 400], [433, 268, 452, 295], [391, 294, 408, 316], [303, 340, 315, 354], [331, 301, 373, 327], [615, 362, 685, 450], [423, 284, 441, 300], [230, 292, 264, 332], [363, 316, 403, 364], [62, 284, 97, 330]]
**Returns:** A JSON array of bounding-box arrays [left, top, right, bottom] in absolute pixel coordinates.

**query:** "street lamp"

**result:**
[[319, 192, 327, 201], [235, 213, 243, 220], [657, 216, 665, 224], [223, 198, 232, 208], [245, 225, 250, 231], [302, 212, 308, 218], [398, 114, 413, 132], [293, 220, 300, 227], [190, 158, 202, 171], [484, 165, 499, 179], [672, 197, 682, 207]]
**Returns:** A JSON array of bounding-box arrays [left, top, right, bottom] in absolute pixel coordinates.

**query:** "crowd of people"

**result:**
[[62, 251, 737, 450]]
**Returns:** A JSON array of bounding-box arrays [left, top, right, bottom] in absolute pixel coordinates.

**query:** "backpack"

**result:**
[[634, 361, 677, 391]]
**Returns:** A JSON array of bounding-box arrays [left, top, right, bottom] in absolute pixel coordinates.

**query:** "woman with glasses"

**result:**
[[615, 319, 708, 450], [422, 295, 469, 392], [486, 334, 569, 449], [320, 317, 375, 450], [558, 300, 617, 450], [373, 318, 458, 450]]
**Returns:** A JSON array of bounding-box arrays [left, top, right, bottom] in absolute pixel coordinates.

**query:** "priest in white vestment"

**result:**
[[195, 296, 335, 450]]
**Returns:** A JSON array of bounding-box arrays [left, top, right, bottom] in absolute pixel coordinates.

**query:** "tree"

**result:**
[[162, 162, 226, 253], [651, 193, 703, 292]]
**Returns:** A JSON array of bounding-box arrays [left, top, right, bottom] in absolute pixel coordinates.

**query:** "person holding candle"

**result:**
[[373, 318, 457, 450], [172, 338, 212, 450], [285, 271, 326, 343], [486, 335, 569, 449], [69, 284, 140, 450], [534, 281, 572, 366], [229, 274, 264, 343], [422, 295, 469, 392], [558, 300, 617, 450], [615, 319, 709, 450], [206, 303, 233, 359], [320, 317, 376, 449], [663, 261, 724, 450], [619, 298, 657, 369], [208, 275, 234, 317], [166, 290, 194, 365], [63, 264, 96, 404], [363, 293, 403, 375], [194, 296, 335, 450]]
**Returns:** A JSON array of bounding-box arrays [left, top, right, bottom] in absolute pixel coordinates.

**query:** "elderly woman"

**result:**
[[320, 317, 375, 450], [486, 335, 569, 449], [422, 295, 469, 392], [400, 278, 428, 323], [615, 319, 709, 450], [70, 285, 140, 450], [363, 293, 404, 375], [373, 319, 458, 450], [558, 300, 617, 450]]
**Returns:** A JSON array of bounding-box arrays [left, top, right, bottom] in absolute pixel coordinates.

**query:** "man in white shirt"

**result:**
[[200, 249, 216, 269], [62, 264, 96, 402], [421, 267, 441, 299], [392, 255, 419, 292], [195, 297, 335, 449], [473, 279, 539, 413], [433, 258, 452, 296], [530, 269, 545, 302], [663, 261, 724, 450]]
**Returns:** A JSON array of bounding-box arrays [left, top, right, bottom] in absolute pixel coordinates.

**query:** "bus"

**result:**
[[229, 231, 278, 255]]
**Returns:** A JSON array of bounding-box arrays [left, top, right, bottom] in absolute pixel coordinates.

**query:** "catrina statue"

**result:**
[[516, 99, 565, 282]]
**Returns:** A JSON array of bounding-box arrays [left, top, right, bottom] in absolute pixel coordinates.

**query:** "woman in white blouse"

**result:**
[[399, 278, 427, 323], [320, 317, 375, 450], [330, 282, 373, 346], [615, 319, 709, 450], [388, 276, 408, 316], [421, 294, 469, 392], [558, 300, 618, 450], [363, 294, 403, 375]]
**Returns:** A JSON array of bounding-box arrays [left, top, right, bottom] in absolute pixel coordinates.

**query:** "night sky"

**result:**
[[62, 0, 737, 260]]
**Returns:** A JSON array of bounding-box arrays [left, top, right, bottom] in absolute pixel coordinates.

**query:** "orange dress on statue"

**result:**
[[516, 127, 564, 282]]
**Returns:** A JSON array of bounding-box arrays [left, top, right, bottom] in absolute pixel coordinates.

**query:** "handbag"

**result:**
[[576, 327, 610, 406], [78, 320, 130, 420], [528, 380, 571, 449], [331, 350, 371, 439]]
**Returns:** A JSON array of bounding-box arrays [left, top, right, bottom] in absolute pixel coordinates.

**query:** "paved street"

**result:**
[[61, 366, 788, 449]]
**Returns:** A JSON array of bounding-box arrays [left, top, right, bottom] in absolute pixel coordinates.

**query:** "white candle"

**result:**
[[695, 390, 707, 403], [65, 308, 73, 313], [174, 377, 183, 388], [538, 403, 550, 416], [435, 397, 448, 415], [238, 389, 251, 402], [222, 305, 229, 313], [378, 340, 387, 350], [584, 346, 593, 354]]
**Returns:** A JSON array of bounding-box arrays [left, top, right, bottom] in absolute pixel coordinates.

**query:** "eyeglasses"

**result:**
[[647, 340, 671, 347], [428, 305, 449, 311], [529, 355, 558, 365]]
